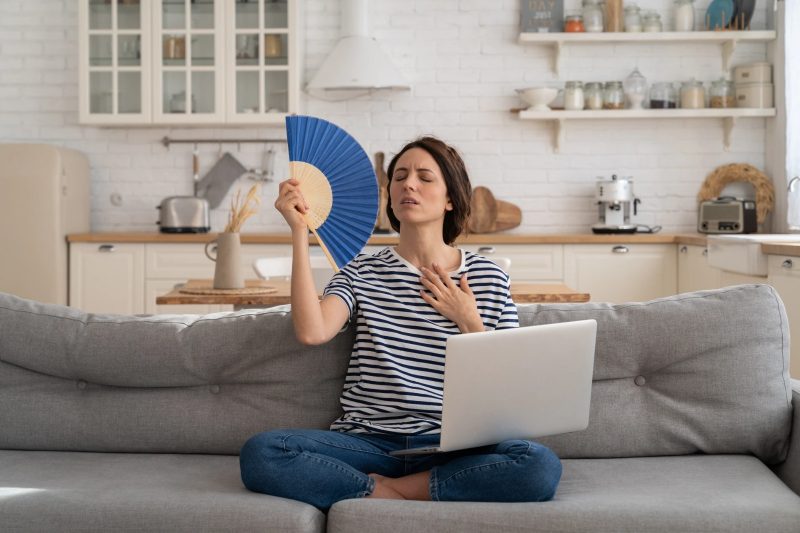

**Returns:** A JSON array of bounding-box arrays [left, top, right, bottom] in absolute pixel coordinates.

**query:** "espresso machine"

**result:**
[[591, 175, 641, 234]]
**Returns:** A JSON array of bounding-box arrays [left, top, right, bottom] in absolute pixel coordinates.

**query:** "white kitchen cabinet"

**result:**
[[79, 0, 300, 125], [461, 244, 564, 283], [767, 255, 800, 379], [677, 244, 721, 294], [564, 244, 676, 303], [69, 242, 145, 314]]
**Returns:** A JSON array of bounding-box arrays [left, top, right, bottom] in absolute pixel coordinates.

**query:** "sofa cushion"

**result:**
[[525, 284, 793, 464], [0, 450, 324, 533], [0, 294, 351, 454], [328, 455, 800, 533]]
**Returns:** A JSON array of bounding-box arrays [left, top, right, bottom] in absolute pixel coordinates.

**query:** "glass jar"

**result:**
[[564, 14, 586, 32], [649, 82, 677, 108], [624, 4, 642, 32], [680, 79, 706, 108], [673, 0, 695, 31], [710, 78, 736, 108], [584, 82, 605, 110], [582, 0, 605, 32], [642, 11, 662, 32], [564, 81, 585, 110], [603, 81, 625, 109], [623, 68, 648, 109]]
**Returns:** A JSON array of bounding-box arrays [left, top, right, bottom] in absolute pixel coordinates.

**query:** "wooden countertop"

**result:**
[[761, 243, 800, 258], [68, 232, 708, 245]]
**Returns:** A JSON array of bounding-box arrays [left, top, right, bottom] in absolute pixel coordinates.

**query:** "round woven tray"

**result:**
[[179, 285, 278, 296]]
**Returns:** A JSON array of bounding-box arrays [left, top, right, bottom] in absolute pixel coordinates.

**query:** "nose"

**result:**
[[403, 175, 419, 191]]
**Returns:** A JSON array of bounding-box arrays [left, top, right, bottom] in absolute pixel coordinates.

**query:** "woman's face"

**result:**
[[389, 147, 452, 229]]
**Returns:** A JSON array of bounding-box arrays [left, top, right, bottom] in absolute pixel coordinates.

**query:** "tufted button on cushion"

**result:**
[[76, 380, 87, 390], [209, 384, 221, 394], [634, 375, 646, 387]]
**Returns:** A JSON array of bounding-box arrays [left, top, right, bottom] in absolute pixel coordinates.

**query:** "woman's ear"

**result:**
[[445, 196, 453, 212]]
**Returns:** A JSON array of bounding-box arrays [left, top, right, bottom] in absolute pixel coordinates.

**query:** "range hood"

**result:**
[[306, 0, 410, 99]]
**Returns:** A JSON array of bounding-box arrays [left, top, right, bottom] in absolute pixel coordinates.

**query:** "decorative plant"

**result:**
[[224, 184, 261, 232]]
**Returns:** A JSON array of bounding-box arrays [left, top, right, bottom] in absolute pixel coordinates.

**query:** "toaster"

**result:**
[[157, 196, 210, 233], [698, 197, 757, 234]]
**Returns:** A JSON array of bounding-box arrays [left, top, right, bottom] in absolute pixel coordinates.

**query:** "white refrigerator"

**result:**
[[0, 144, 90, 305]]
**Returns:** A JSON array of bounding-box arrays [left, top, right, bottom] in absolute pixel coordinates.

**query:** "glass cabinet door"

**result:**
[[155, 0, 224, 122], [228, 0, 295, 123], [81, 0, 150, 123]]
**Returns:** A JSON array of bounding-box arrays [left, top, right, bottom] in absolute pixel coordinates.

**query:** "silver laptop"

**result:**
[[389, 319, 597, 456]]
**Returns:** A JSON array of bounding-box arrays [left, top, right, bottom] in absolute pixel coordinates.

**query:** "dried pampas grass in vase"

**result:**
[[225, 183, 262, 233]]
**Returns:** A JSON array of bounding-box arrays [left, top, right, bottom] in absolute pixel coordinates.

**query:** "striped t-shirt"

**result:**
[[323, 246, 519, 435]]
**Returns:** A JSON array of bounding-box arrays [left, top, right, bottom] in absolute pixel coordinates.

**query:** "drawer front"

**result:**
[[461, 244, 564, 282]]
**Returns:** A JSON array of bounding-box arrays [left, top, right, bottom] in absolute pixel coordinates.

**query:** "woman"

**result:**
[[239, 137, 562, 510]]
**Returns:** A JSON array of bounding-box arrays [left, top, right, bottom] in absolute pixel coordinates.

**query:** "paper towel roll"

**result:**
[[789, 177, 800, 230]]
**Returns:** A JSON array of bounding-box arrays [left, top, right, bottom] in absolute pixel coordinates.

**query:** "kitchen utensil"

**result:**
[[516, 87, 558, 111], [156, 196, 210, 233], [468, 187, 522, 234], [373, 151, 393, 233], [286, 115, 379, 271], [705, 0, 734, 30], [192, 145, 200, 195], [592, 175, 641, 234], [195, 153, 247, 209]]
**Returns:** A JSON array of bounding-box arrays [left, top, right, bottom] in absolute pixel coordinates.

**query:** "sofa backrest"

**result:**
[[0, 285, 792, 463]]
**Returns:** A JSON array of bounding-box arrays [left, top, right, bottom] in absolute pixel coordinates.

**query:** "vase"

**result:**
[[205, 232, 244, 289]]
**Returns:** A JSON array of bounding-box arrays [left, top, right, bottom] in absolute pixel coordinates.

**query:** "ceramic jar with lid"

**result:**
[[565, 14, 586, 32], [710, 78, 735, 108], [642, 11, 662, 32], [673, 0, 695, 31], [649, 82, 677, 108], [582, 0, 605, 32], [584, 82, 604, 110], [564, 81, 585, 110], [623, 68, 648, 109], [680, 79, 705, 108], [603, 81, 625, 109], [624, 4, 642, 32]]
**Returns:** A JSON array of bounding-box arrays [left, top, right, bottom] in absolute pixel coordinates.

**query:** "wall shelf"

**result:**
[[517, 108, 777, 152], [518, 30, 777, 75]]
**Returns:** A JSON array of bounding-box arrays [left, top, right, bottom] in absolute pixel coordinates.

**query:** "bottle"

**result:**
[[624, 4, 642, 32], [603, 81, 625, 109], [642, 11, 662, 32], [710, 78, 735, 108], [673, 0, 695, 31], [605, 0, 623, 32], [564, 81, 585, 110], [565, 14, 586, 32], [584, 82, 605, 110], [582, 0, 605, 32], [680, 79, 705, 109]]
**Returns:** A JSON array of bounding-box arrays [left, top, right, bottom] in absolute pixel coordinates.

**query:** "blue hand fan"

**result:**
[[286, 115, 379, 272]]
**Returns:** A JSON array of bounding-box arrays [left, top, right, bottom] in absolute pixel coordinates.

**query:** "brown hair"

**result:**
[[385, 137, 472, 245]]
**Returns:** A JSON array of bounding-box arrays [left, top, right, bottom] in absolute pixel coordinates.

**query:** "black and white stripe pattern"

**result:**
[[323, 247, 519, 435]]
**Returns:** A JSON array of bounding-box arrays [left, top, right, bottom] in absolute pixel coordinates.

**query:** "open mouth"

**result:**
[[400, 198, 419, 205]]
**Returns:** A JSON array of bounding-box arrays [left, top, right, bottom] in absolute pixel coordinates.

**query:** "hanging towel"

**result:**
[[195, 153, 247, 209], [788, 177, 800, 230]]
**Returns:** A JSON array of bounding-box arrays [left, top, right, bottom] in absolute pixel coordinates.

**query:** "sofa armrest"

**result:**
[[775, 379, 800, 496]]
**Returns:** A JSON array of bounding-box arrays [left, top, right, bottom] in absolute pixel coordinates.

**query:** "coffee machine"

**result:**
[[592, 175, 641, 234]]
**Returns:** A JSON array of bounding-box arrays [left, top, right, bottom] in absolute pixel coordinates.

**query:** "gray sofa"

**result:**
[[1, 284, 799, 532]]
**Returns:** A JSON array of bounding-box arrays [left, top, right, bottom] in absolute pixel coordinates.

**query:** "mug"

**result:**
[[205, 232, 244, 289]]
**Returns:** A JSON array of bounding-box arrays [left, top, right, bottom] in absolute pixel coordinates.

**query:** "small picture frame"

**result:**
[[520, 0, 564, 33]]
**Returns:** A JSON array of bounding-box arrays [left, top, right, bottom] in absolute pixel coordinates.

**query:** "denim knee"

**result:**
[[239, 429, 289, 494], [511, 440, 562, 502]]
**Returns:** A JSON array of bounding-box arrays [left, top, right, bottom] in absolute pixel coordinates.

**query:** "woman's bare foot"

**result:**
[[365, 474, 406, 500]]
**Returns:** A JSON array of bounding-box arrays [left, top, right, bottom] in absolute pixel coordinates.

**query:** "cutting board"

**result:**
[[468, 186, 522, 233], [374, 152, 393, 232]]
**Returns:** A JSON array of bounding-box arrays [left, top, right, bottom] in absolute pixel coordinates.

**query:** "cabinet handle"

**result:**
[[702, 248, 708, 257], [478, 246, 495, 254], [611, 245, 629, 254], [679, 246, 687, 253], [782, 259, 794, 269], [98, 244, 116, 253]]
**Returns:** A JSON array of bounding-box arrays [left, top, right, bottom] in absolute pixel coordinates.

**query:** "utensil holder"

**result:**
[[205, 232, 244, 289]]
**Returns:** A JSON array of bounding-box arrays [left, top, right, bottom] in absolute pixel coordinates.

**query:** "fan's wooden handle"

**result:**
[[303, 216, 340, 273]]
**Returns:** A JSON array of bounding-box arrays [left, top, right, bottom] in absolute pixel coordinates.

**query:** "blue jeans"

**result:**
[[239, 429, 562, 511]]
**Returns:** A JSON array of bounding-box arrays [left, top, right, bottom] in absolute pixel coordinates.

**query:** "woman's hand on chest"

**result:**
[[419, 264, 484, 333]]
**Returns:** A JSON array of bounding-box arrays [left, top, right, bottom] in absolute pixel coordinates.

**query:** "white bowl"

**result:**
[[516, 87, 558, 111]]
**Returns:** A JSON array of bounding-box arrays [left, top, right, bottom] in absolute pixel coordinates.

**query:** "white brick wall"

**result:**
[[0, 0, 775, 234]]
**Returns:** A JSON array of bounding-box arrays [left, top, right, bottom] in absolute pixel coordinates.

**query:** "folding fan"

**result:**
[[286, 115, 379, 272]]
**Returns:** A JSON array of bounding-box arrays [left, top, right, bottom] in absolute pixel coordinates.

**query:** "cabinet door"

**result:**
[[226, 0, 298, 123], [153, 0, 225, 123], [461, 244, 564, 283], [677, 244, 721, 293], [767, 256, 800, 379], [79, 0, 152, 124], [564, 244, 677, 303], [69, 243, 145, 314]]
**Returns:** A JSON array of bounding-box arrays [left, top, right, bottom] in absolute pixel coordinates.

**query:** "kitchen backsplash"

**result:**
[[0, 0, 772, 234]]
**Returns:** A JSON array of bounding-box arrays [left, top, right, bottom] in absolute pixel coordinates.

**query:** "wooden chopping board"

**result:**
[[374, 152, 393, 232], [469, 186, 522, 233]]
